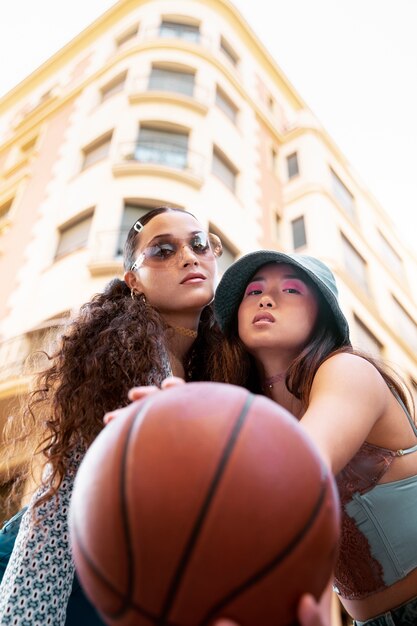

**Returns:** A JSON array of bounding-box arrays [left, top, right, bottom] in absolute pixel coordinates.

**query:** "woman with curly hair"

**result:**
[[0, 206, 222, 625]]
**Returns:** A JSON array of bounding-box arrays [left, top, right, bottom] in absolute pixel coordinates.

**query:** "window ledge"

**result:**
[[0, 377, 32, 398], [0, 217, 12, 236], [2, 157, 32, 180], [128, 91, 208, 116], [112, 162, 203, 189], [88, 259, 123, 277]]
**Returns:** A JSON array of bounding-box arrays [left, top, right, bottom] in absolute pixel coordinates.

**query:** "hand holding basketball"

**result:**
[[71, 382, 340, 626], [103, 377, 185, 425]]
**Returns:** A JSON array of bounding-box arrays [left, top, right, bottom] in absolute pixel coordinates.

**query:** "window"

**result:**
[[148, 67, 195, 97], [220, 36, 239, 66], [291, 216, 307, 250], [116, 24, 138, 47], [330, 168, 355, 219], [212, 146, 238, 193], [410, 379, 417, 410], [341, 234, 369, 294], [20, 135, 38, 154], [135, 127, 189, 170], [353, 316, 383, 356], [209, 226, 238, 275], [38, 87, 55, 104], [82, 133, 112, 170], [286, 152, 299, 179], [55, 213, 93, 259], [101, 72, 126, 101], [275, 214, 281, 242], [378, 230, 404, 279], [116, 203, 154, 257], [159, 20, 199, 42], [0, 198, 13, 221], [215, 86, 238, 124], [270, 147, 278, 174], [392, 297, 417, 352]]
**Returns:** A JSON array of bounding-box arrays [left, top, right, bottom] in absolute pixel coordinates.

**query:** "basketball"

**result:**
[[69, 382, 340, 626]]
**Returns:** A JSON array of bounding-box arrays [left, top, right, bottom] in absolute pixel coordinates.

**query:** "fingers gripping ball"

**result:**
[[69, 382, 340, 626]]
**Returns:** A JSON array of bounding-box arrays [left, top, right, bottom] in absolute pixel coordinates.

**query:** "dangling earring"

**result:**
[[131, 289, 147, 304], [130, 287, 146, 302]]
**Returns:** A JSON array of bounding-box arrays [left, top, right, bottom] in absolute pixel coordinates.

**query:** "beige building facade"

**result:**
[[1, 1, 417, 621]]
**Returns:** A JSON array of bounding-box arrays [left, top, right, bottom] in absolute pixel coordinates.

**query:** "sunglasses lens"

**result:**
[[208, 233, 223, 258], [142, 242, 178, 267], [189, 232, 210, 255], [131, 232, 223, 269]]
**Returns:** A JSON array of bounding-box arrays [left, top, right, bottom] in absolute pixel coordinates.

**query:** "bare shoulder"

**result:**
[[313, 352, 388, 396], [302, 353, 390, 471]]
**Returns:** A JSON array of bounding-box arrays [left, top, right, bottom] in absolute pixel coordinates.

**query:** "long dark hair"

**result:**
[[4, 206, 221, 513], [208, 281, 413, 416]]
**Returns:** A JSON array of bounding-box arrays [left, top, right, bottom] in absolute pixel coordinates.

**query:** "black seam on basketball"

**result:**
[[109, 399, 154, 619], [200, 469, 331, 626], [72, 520, 158, 622], [72, 520, 122, 596], [157, 391, 255, 626]]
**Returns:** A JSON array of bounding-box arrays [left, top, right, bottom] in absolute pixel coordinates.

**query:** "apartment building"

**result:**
[[0, 1, 416, 621]]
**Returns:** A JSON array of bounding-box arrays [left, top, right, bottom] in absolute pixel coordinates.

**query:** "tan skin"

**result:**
[[237, 263, 417, 621]]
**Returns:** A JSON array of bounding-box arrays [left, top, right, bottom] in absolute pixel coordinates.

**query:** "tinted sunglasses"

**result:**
[[130, 231, 223, 270]]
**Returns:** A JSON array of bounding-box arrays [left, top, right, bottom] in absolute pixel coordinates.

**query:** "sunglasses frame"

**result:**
[[130, 232, 222, 272]]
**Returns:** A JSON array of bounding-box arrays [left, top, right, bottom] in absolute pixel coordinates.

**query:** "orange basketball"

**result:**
[[69, 382, 340, 626]]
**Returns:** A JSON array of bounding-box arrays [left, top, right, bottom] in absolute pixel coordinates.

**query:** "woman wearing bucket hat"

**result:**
[[212, 250, 417, 626]]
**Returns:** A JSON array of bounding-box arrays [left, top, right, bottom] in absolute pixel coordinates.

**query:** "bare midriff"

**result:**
[[340, 567, 417, 621]]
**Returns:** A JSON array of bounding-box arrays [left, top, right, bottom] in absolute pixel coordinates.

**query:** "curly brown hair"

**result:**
[[5, 206, 222, 512]]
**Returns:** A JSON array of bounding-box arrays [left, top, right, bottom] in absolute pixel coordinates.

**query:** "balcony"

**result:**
[[88, 229, 127, 276], [0, 324, 65, 393], [141, 26, 213, 51], [112, 140, 205, 188], [129, 74, 209, 115]]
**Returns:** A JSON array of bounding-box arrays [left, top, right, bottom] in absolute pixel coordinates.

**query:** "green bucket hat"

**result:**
[[214, 250, 350, 343]]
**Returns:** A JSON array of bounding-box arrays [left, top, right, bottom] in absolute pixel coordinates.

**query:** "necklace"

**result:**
[[264, 371, 286, 389], [173, 326, 198, 339]]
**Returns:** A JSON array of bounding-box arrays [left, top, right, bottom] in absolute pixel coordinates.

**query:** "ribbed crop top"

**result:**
[[333, 391, 417, 599]]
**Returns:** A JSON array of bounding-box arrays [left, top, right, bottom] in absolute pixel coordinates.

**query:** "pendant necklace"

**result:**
[[264, 371, 286, 389]]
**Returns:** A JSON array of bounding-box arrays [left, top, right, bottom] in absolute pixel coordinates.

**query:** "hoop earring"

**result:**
[[131, 289, 147, 304]]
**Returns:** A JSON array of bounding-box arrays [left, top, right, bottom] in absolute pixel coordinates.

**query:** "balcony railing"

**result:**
[[0, 324, 65, 386], [130, 75, 210, 105], [117, 141, 205, 178], [141, 26, 213, 50], [90, 229, 128, 266]]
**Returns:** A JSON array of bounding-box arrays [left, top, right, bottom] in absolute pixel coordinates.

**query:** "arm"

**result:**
[[300, 352, 388, 474], [0, 464, 79, 625]]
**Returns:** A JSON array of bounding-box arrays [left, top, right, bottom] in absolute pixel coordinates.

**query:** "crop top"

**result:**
[[333, 390, 417, 600]]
